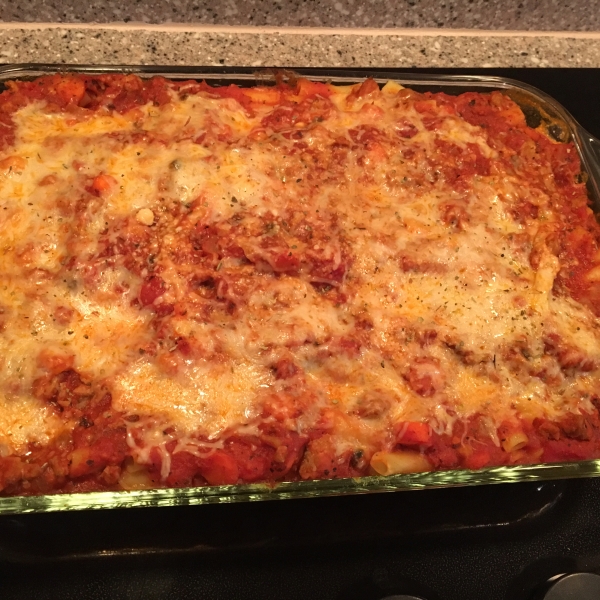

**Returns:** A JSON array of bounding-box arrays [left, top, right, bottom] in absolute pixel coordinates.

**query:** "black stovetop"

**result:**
[[1, 68, 600, 600], [2, 477, 600, 599]]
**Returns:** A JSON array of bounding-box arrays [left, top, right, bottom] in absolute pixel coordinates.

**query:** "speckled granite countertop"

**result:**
[[1, 0, 599, 31], [0, 24, 599, 68], [0, 24, 600, 68]]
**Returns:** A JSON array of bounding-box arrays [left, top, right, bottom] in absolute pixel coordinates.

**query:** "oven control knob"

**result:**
[[538, 572, 600, 599]]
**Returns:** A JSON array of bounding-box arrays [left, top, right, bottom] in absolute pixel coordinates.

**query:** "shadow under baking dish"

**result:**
[[0, 477, 565, 563]]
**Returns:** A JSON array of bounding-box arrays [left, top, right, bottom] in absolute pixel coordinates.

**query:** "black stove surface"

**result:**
[[1, 68, 600, 600], [1, 478, 600, 600]]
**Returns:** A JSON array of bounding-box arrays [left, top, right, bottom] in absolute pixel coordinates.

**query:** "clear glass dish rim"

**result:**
[[1, 63, 600, 515], [1, 460, 600, 515]]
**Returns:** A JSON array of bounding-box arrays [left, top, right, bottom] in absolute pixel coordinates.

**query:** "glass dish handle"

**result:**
[[578, 128, 600, 211]]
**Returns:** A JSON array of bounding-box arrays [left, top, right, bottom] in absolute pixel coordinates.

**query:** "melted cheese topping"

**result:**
[[0, 395, 63, 456], [1, 77, 599, 478], [113, 359, 269, 437]]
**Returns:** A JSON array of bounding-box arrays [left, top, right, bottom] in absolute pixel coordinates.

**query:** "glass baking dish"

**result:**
[[1, 64, 600, 515]]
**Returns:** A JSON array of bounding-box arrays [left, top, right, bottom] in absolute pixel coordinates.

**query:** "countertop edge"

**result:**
[[1, 24, 599, 68]]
